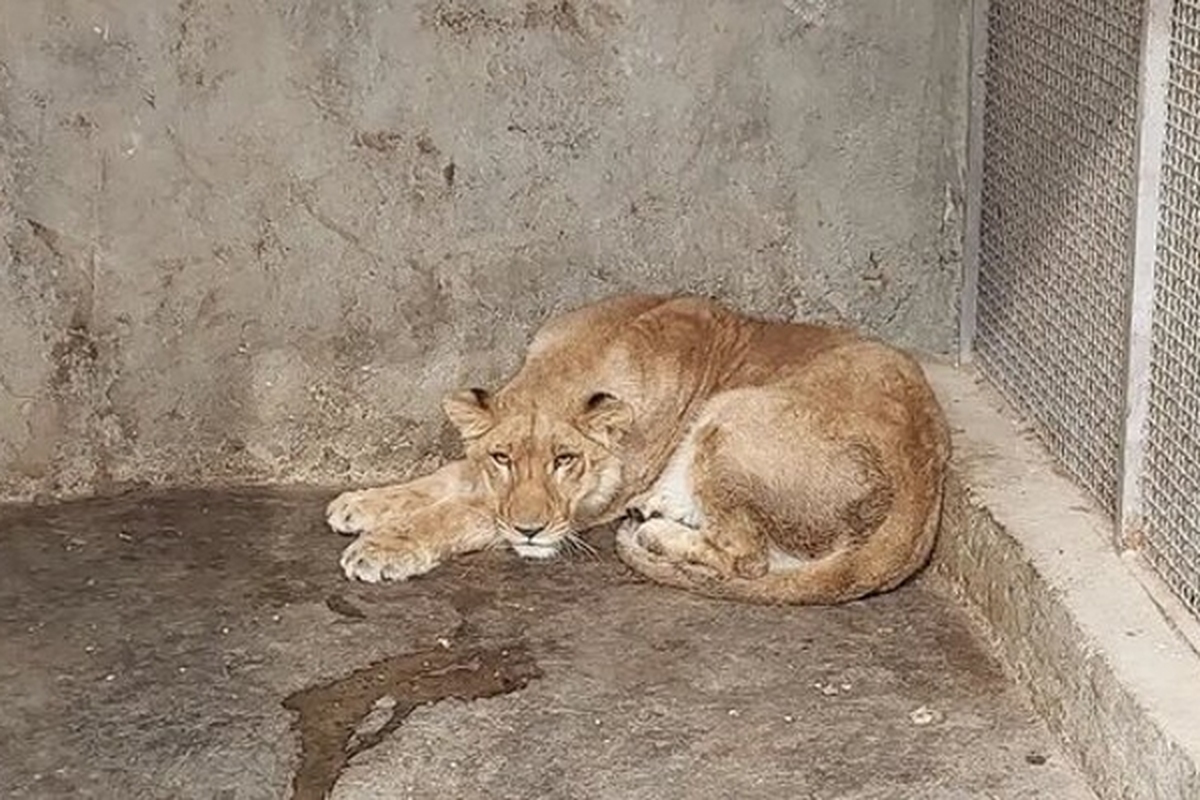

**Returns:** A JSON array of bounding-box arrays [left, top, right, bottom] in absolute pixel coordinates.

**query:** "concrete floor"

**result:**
[[0, 488, 1096, 800]]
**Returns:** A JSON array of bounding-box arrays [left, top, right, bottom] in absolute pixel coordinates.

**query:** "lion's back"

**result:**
[[525, 294, 671, 358], [503, 293, 734, 419]]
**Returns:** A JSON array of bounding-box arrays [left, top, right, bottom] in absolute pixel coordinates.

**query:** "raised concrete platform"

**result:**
[[0, 486, 1092, 799], [926, 363, 1200, 800]]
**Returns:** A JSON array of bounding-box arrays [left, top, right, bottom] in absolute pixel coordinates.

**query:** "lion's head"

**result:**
[[443, 388, 633, 559]]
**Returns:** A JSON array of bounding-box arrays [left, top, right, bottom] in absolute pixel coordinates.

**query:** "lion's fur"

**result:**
[[328, 294, 950, 605]]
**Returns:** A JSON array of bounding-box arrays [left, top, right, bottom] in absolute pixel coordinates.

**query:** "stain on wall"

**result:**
[[0, 0, 969, 501]]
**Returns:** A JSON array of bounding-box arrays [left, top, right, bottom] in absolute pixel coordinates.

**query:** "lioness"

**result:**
[[327, 294, 949, 605]]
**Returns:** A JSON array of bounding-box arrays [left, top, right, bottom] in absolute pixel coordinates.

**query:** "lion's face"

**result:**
[[443, 388, 632, 558]]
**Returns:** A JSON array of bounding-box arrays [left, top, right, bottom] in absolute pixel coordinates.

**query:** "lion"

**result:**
[[326, 294, 950, 605]]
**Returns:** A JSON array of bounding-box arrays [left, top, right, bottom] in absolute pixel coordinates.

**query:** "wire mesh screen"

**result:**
[[1144, 0, 1200, 617], [974, 0, 1142, 516]]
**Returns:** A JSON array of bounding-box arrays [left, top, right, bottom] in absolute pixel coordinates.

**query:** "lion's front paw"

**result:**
[[340, 536, 439, 583], [327, 490, 380, 536]]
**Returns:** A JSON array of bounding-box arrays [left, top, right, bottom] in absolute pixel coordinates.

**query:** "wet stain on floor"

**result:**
[[282, 642, 542, 800]]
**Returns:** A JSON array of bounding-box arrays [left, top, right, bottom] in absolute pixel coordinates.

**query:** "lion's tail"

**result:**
[[614, 536, 857, 605]]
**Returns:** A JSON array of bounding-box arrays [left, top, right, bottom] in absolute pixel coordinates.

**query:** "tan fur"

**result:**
[[327, 294, 950, 605]]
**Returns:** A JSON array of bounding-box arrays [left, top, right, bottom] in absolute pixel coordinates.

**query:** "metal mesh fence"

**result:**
[[1144, 0, 1200, 617], [974, 0, 1143, 517]]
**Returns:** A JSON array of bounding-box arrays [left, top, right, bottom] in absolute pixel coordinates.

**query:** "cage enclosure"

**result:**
[[1, 2, 1198, 799]]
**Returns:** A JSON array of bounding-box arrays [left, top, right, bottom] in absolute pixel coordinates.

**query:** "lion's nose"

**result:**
[[515, 525, 546, 540]]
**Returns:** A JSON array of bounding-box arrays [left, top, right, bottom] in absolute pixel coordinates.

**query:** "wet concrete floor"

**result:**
[[0, 488, 1096, 799]]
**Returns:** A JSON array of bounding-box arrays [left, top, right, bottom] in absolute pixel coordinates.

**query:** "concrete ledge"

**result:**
[[924, 363, 1200, 800]]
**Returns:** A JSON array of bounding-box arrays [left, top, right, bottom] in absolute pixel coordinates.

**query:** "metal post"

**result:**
[[1119, 0, 1172, 550], [958, 0, 988, 367]]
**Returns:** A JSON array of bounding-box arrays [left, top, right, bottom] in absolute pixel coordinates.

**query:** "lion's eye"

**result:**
[[553, 453, 579, 470], [489, 451, 512, 467]]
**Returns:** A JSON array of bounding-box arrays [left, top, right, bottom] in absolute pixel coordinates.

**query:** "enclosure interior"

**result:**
[[8, 0, 1200, 797], [0, 0, 966, 503]]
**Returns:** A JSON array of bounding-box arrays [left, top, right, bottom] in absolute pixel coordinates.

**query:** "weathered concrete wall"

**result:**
[[0, 0, 968, 501]]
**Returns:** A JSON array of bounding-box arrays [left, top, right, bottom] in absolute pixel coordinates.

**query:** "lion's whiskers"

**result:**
[[562, 530, 598, 560]]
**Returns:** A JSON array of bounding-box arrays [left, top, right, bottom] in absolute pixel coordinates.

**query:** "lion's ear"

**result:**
[[443, 388, 495, 439], [578, 392, 633, 446]]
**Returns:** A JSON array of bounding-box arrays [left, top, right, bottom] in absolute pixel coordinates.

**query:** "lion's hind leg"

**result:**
[[620, 389, 780, 584], [618, 387, 893, 604]]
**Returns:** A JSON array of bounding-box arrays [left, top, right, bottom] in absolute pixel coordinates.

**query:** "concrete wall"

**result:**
[[0, 0, 969, 501]]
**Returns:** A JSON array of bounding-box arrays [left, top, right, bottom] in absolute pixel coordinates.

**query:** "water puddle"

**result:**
[[283, 642, 541, 799]]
